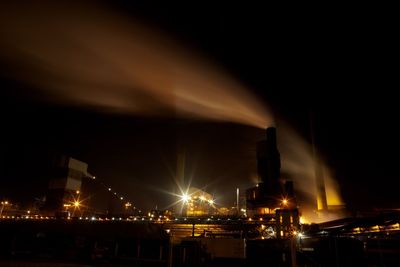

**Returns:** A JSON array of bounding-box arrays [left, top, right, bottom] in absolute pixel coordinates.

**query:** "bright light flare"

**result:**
[[181, 194, 190, 203]]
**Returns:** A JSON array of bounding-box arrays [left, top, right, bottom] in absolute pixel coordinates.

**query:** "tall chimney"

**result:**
[[309, 112, 328, 211], [257, 127, 281, 190]]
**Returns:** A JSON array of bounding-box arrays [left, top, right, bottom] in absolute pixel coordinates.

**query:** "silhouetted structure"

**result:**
[[44, 156, 89, 216], [246, 127, 299, 231]]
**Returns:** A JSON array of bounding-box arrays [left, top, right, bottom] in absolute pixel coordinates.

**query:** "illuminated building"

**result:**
[[181, 187, 216, 217], [275, 208, 300, 238]]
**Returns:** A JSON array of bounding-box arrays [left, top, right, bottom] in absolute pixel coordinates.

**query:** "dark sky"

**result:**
[[0, 2, 399, 213]]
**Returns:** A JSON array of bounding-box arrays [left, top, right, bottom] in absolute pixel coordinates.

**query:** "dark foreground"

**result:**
[[0, 219, 399, 266]]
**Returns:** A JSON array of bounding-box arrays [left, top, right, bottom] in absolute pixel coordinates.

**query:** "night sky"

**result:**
[[0, 2, 398, 213]]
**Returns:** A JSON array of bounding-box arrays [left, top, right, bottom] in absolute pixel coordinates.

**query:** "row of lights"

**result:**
[[95, 176, 135, 209], [1, 215, 52, 220]]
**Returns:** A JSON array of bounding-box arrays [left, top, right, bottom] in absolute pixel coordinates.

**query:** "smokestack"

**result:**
[[315, 158, 328, 211], [257, 127, 281, 188], [309, 111, 328, 211], [236, 188, 240, 213]]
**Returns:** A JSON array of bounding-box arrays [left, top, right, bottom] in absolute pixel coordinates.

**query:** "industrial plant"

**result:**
[[1, 127, 399, 266]]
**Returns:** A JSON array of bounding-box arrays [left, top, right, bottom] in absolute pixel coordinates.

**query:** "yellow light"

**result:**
[[120, 197, 123, 200], [74, 201, 80, 207], [282, 199, 288, 206], [4, 201, 8, 205], [108, 188, 112, 191], [200, 196, 206, 201], [208, 199, 214, 205], [27, 210, 31, 214], [299, 216, 308, 224], [76, 190, 80, 194]]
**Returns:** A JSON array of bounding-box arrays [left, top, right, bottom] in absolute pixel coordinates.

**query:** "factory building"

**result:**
[[44, 156, 92, 216], [246, 127, 300, 236], [182, 187, 216, 217], [275, 208, 300, 238]]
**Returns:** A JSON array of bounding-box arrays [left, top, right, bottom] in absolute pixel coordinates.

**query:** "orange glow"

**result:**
[[278, 123, 345, 221], [0, 2, 272, 129]]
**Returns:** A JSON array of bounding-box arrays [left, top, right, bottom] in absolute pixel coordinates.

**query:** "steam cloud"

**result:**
[[278, 123, 345, 222], [0, 1, 272, 129]]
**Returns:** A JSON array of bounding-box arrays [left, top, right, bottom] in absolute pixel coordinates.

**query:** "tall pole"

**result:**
[[236, 188, 240, 215]]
